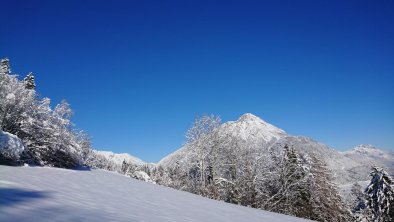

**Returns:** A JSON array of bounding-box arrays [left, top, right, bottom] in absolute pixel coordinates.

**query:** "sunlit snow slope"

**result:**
[[0, 166, 308, 222]]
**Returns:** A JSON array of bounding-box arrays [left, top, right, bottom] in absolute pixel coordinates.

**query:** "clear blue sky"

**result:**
[[1, 0, 393, 162]]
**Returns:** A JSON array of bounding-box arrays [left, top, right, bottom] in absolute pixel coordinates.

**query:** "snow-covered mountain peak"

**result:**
[[352, 144, 377, 153], [221, 113, 287, 143], [342, 145, 394, 174], [237, 113, 262, 122], [158, 114, 287, 167], [342, 144, 386, 156]]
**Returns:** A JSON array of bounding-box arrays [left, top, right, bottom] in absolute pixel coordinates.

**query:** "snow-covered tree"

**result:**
[[364, 166, 394, 222], [308, 155, 350, 222], [0, 58, 92, 167], [0, 64, 36, 135], [84, 151, 115, 171], [151, 165, 172, 185], [185, 114, 221, 189], [350, 182, 368, 222], [258, 145, 310, 217], [1, 58, 11, 74], [24, 72, 36, 90]]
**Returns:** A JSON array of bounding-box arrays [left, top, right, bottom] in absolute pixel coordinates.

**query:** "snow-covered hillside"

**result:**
[[158, 113, 287, 167], [94, 150, 146, 166], [0, 165, 309, 222]]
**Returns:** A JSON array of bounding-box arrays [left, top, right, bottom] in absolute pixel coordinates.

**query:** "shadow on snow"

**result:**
[[0, 188, 51, 207]]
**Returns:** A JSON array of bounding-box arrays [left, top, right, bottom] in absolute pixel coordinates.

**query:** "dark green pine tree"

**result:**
[[283, 145, 311, 218], [24, 72, 36, 90], [121, 159, 128, 174], [364, 166, 394, 222]]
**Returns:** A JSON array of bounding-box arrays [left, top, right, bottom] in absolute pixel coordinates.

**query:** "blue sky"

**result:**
[[1, 0, 393, 162]]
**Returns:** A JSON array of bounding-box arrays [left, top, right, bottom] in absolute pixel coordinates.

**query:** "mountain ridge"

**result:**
[[99, 113, 393, 183], [157, 113, 393, 185]]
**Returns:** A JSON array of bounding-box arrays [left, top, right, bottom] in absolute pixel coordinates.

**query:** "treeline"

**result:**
[[0, 58, 91, 167]]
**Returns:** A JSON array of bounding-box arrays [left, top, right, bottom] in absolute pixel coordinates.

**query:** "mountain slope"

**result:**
[[158, 113, 287, 167], [220, 113, 287, 142], [0, 165, 309, 222], [158, 113, 393, 185], [341, 144, 394, 173], [269, 136, 365, 184], [94, 150, 146, 166]]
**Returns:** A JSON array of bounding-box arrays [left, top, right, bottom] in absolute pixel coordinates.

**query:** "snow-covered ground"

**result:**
[[0, 165, 309, 222]]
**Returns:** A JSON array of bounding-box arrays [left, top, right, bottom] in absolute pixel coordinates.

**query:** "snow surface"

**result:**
[[0, 130, 24, 159], [0, 166, 309, 222]]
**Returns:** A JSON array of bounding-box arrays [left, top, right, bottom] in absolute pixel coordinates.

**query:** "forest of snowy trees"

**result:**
[[0, 58, 92, 167], [144, 115, 350, 221], [1, 59, 393, 222]]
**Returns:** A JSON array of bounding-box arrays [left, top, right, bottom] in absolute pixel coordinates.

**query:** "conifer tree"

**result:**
[[0, 58, 11, 74], [308, 155, 350, 222], [351, 182, 365, 212], [121, 159, 128, 174], [262, 145, 310, 217], [24, 72, 36, 90], [350, 182, 368, 221], [364, 166, 394, 222]]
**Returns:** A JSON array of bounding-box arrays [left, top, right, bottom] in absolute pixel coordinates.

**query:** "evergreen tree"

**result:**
[[308, 155, 350, 222], [262, 145, 310, 218], [350, 182, 368, 221], [121, 159, 128, 174], [364, 166, 394, 222], [0, 58, 11, 74], [24, 72, 36, 90], [284, 145, 310, 218]]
